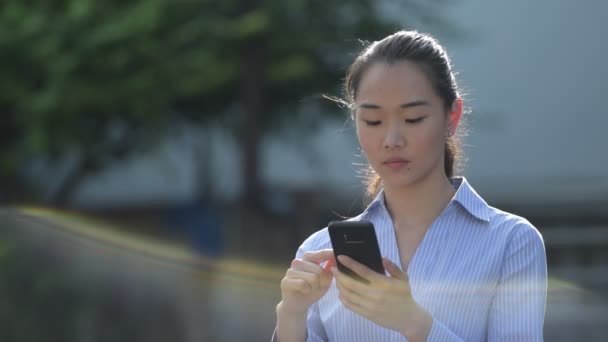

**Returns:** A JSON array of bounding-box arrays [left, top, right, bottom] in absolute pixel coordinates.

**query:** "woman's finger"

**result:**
[[301, 249, 335, 264], [335, 275, 369, 303], [291, 258, 326, 276], [338, 291, 370, 317], [291, 259, 334, 289], [286, 268, 321, 291], [331, 265, 371, 296], [382, 257, 408, 281], [281, 277, 312, 295], [337, 255, 382, 283], [323, 257, 337, 271]]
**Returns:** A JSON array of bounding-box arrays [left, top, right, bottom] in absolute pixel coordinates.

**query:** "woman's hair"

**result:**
[[343, 30, 465, 199]]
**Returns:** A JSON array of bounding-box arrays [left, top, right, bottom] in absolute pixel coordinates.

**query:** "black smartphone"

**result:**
[[328, 220, 384, 283]]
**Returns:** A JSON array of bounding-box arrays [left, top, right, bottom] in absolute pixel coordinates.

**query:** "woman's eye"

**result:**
[[405, 117, 425, 124], [364, 120, 382, 126]]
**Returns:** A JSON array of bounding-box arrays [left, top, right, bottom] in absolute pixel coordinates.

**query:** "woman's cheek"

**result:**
[[417, 125, 442, 149], [357, 129, 375, 156]]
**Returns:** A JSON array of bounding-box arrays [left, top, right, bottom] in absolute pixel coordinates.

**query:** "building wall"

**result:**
[[440, 0, 608, 211]]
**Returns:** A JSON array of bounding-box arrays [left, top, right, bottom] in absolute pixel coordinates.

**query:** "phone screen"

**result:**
[[328, 220, 384, 283]]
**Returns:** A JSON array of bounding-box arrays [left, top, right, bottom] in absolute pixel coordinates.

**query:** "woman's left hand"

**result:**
[[331, 255, 432, 340]]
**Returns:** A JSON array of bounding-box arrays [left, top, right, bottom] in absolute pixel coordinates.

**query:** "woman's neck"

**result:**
[[383, 173, 456, 232]]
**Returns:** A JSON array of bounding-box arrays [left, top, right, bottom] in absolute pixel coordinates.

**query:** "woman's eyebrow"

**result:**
[[357, 100, 430, 109], [400, 100, 430, 109], [357, 103, 381, 109]]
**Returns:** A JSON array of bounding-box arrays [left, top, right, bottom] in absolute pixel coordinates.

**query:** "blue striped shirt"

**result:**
[[279, 177, 547, 341]]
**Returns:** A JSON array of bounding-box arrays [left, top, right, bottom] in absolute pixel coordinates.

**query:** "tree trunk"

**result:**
[[194, 125, 214, 202], [49, 157, 92, 208], [0, 110, 29, 204], [239, 37, 266, 208]]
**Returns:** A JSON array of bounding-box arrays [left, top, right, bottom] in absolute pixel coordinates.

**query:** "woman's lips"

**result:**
[[383, 158, 410, 170]]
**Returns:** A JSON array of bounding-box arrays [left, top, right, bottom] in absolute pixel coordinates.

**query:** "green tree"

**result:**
[[0, 0, 454, 207]]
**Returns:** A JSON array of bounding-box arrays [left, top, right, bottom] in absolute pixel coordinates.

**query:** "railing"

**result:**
[[542, 225, 608, 341], [543, 225, 608, 288]]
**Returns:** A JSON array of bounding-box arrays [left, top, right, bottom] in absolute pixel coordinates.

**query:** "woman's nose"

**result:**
[[383, 127, 405, 149]]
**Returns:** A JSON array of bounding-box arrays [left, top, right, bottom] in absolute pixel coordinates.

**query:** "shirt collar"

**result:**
[[361, 177, 493, 223], [450, 177, 493, 222], [361, 188, 387, 219]]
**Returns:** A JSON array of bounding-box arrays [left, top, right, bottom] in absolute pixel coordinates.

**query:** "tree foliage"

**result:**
[[0, 0, 448, 205]]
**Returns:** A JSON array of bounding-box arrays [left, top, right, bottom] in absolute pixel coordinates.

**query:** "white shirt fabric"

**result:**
[[275, 177, 547, 341]]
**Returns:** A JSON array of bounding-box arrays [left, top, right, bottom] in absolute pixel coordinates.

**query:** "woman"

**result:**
[[274, 30, 547, 341]]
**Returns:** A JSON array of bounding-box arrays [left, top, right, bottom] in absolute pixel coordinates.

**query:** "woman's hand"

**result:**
[[331, 255, 432, 341], [278, 249, 336, 316]]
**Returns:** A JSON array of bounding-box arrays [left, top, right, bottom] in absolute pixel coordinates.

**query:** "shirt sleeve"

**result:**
[[426, 318, 464, 341], [296, 240, 329, 342], [304, 301, 328, 341], [487, 223, 547, 341]]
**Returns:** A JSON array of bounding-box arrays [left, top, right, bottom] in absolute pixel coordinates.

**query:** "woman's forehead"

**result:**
[[356, 61, 438, 105]]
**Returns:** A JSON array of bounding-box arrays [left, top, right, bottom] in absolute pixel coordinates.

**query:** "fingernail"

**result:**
[[324, 258, 336, 271]]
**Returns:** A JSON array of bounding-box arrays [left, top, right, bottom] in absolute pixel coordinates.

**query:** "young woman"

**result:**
[[274, 30, 547, 342]]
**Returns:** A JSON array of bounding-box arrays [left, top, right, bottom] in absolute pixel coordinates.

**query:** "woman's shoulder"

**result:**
[[486, 206, 544, 245], [298, 227, 330, 253]]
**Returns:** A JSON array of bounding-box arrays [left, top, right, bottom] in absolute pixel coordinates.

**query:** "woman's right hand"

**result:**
[[278, 249, 336, 316]]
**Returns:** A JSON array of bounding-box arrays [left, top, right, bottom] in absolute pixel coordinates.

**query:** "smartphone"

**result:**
[[328, 220, 384, 283]]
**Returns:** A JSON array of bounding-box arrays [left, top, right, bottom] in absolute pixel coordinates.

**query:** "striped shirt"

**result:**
[[277, 177, 547, 341]]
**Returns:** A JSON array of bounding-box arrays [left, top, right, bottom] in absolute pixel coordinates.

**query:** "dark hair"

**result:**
[[343, 30, 464, 199]]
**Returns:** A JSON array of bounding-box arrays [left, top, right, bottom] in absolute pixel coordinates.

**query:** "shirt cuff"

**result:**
[[426, 318, 463, 342]]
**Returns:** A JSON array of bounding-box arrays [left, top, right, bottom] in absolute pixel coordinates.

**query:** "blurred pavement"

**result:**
[[1, 208, 607, 341]]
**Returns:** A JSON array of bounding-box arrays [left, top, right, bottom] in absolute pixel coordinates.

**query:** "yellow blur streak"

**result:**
[[17, 206, 285, 289], [13, 207, 587, 297]]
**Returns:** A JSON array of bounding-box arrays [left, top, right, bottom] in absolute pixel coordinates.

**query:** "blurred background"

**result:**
[[1, 0, 607, 341]]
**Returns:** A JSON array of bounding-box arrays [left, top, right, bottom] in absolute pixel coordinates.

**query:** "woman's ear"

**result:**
[[447, 98, 463, 135]]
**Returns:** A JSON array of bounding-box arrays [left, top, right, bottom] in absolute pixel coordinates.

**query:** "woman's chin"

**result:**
[[382, 175, 418, 190]]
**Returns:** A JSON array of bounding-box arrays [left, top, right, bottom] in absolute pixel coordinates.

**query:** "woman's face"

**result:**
[[355, 61, 461, 190]]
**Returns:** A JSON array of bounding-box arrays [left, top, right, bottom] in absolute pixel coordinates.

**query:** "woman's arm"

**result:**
[[273, 301, 327, 342], [273, 247, 334, 342], [274, 302, 308, 342], [487, 224, 548, 341]]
